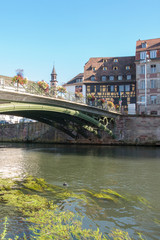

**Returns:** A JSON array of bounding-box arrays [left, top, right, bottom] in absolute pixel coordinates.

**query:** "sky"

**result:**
[[0, 0, 160, 85]]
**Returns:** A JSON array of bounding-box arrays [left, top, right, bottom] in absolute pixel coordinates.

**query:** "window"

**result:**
[[103, 59, 107, 62], [151, 111, 157, 115], [76, 78, 82, 83], [91, 76, 95, 81], [92, 67, 96, 71], [103, 67, 107, 71], [75, 85, 82, 92], [140, 80, 145, 89], [130, 97, 136, 103], [0, 78, 4, 85], [140, 96, 145, 102], [142, 42, 147, 48], [150, 95, 157, 104], [140, 51, 146, 60], [125, 85, 130, 91], [141, 65, 145, 74], [150, 50, 157, 59], [119, 85, 124, 92], [126, 66, 130, 70], [90, 85, 94, 92], [96, 85, 100, 92], [151, 65, 156, 73], [118, 75, 122, 80], [109, 76, 114, 80], [113, 66, 118, 70], [127, 75, 131, 80], [150, 80, 156, 89], [113, 59, 118, 62], [102, 76, 107, 81], [110, 85, 115, 92]]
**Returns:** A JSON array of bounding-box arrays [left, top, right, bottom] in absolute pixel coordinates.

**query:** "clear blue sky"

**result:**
[[0, 0, 159, 85]]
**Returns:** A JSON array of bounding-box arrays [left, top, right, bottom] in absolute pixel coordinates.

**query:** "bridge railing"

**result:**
[[0, 80, 120, 113]]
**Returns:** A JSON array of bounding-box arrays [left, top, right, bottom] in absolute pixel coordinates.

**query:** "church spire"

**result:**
[[51, 65, 56, 75], [50, 65, 57, 88]]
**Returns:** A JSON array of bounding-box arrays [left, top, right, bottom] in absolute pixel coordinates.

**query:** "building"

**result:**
[[135, 38, 160, 115], [63, 73, 86, 99], [50, 65, 58, 88], [83, 56, 136, 111]]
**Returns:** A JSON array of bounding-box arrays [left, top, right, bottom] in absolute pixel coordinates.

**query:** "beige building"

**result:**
[[135, 38, 160, 115]]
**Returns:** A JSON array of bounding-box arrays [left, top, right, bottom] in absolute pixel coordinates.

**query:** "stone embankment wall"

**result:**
[[114, 115, 160, 145], [0, 116, 159, 145]]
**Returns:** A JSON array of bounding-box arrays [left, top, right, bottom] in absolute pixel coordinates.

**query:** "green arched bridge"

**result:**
[[0, 89, 120, 138]]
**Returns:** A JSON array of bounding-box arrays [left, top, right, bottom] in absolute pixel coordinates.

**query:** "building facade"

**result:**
[[135, 38, 160, 115], [83, 56, 136, 111], [63, 73, 86, 98]]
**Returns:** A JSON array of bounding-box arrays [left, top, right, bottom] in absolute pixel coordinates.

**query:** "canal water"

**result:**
[[0, 144, 160, 239]]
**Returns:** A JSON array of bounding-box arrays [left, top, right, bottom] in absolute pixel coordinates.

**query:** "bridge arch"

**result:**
[[0, 102, 114, 138]]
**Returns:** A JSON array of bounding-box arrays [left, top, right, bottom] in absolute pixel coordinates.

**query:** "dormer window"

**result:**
[[126, 66, 130, 70], [103, 67, 107, 71], [127, 75, 131, 80], [102, 76, 107, 81], [118, 75, 123, 80], [142, 42, 147, 48], [109, 76, 114, 81], [91, 76, 95, 81], [113, 59, 118, 62], [103, 59, 107, 63], [113, 66, 118, 70], [92, 67, 96, 71]]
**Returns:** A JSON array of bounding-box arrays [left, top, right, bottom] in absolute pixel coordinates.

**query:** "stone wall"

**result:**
[[114, 115, 160, 145], [0, 116, 160, 145]]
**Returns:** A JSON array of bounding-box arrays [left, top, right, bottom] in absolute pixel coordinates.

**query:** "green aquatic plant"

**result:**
[[82, 189, 122, 203], [101, 189, 127, 200], [109, 229, 132, 240], [0, 176, 149, 240], [0, 178, 15, 190], [136, 196, 151, 208], [1, 190, 55, 215], [27, 209, 108, 240], [154, 218, 160, 225], [22, 175, 48, 192], [1, 217, 8, 240]]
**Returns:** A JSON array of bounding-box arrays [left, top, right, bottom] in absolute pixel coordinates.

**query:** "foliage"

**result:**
[[75, 90, 83, 98], [98, 98, 105, 104], [115, 104, 120, 110], [37, 80, 49, 92], [87, 94, 95, 101], [0, 176, 149, 240], [57, 86, 67, 93], [107, 101, 115, 109], [12, 75, 28, 85]]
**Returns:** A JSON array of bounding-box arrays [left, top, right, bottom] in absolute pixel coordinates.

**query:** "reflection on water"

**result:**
[[0, 143, 160, 239]]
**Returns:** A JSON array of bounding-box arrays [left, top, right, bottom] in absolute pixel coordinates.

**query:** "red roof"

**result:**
[[136, 38, 160, 52]]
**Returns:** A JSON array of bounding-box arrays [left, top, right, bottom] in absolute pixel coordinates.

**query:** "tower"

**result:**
[[50, 65, 58, 88]]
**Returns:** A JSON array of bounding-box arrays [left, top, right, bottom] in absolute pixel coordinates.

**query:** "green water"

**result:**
[[0, 144, 160, 239]]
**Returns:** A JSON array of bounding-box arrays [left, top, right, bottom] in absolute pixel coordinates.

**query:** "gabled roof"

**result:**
[[84, 56, 135, 81], [64, 73, 84, 85], [136, 38, 160, 52]]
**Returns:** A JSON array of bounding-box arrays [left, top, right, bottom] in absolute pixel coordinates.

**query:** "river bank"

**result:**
[[0, 115, 159, 145]]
